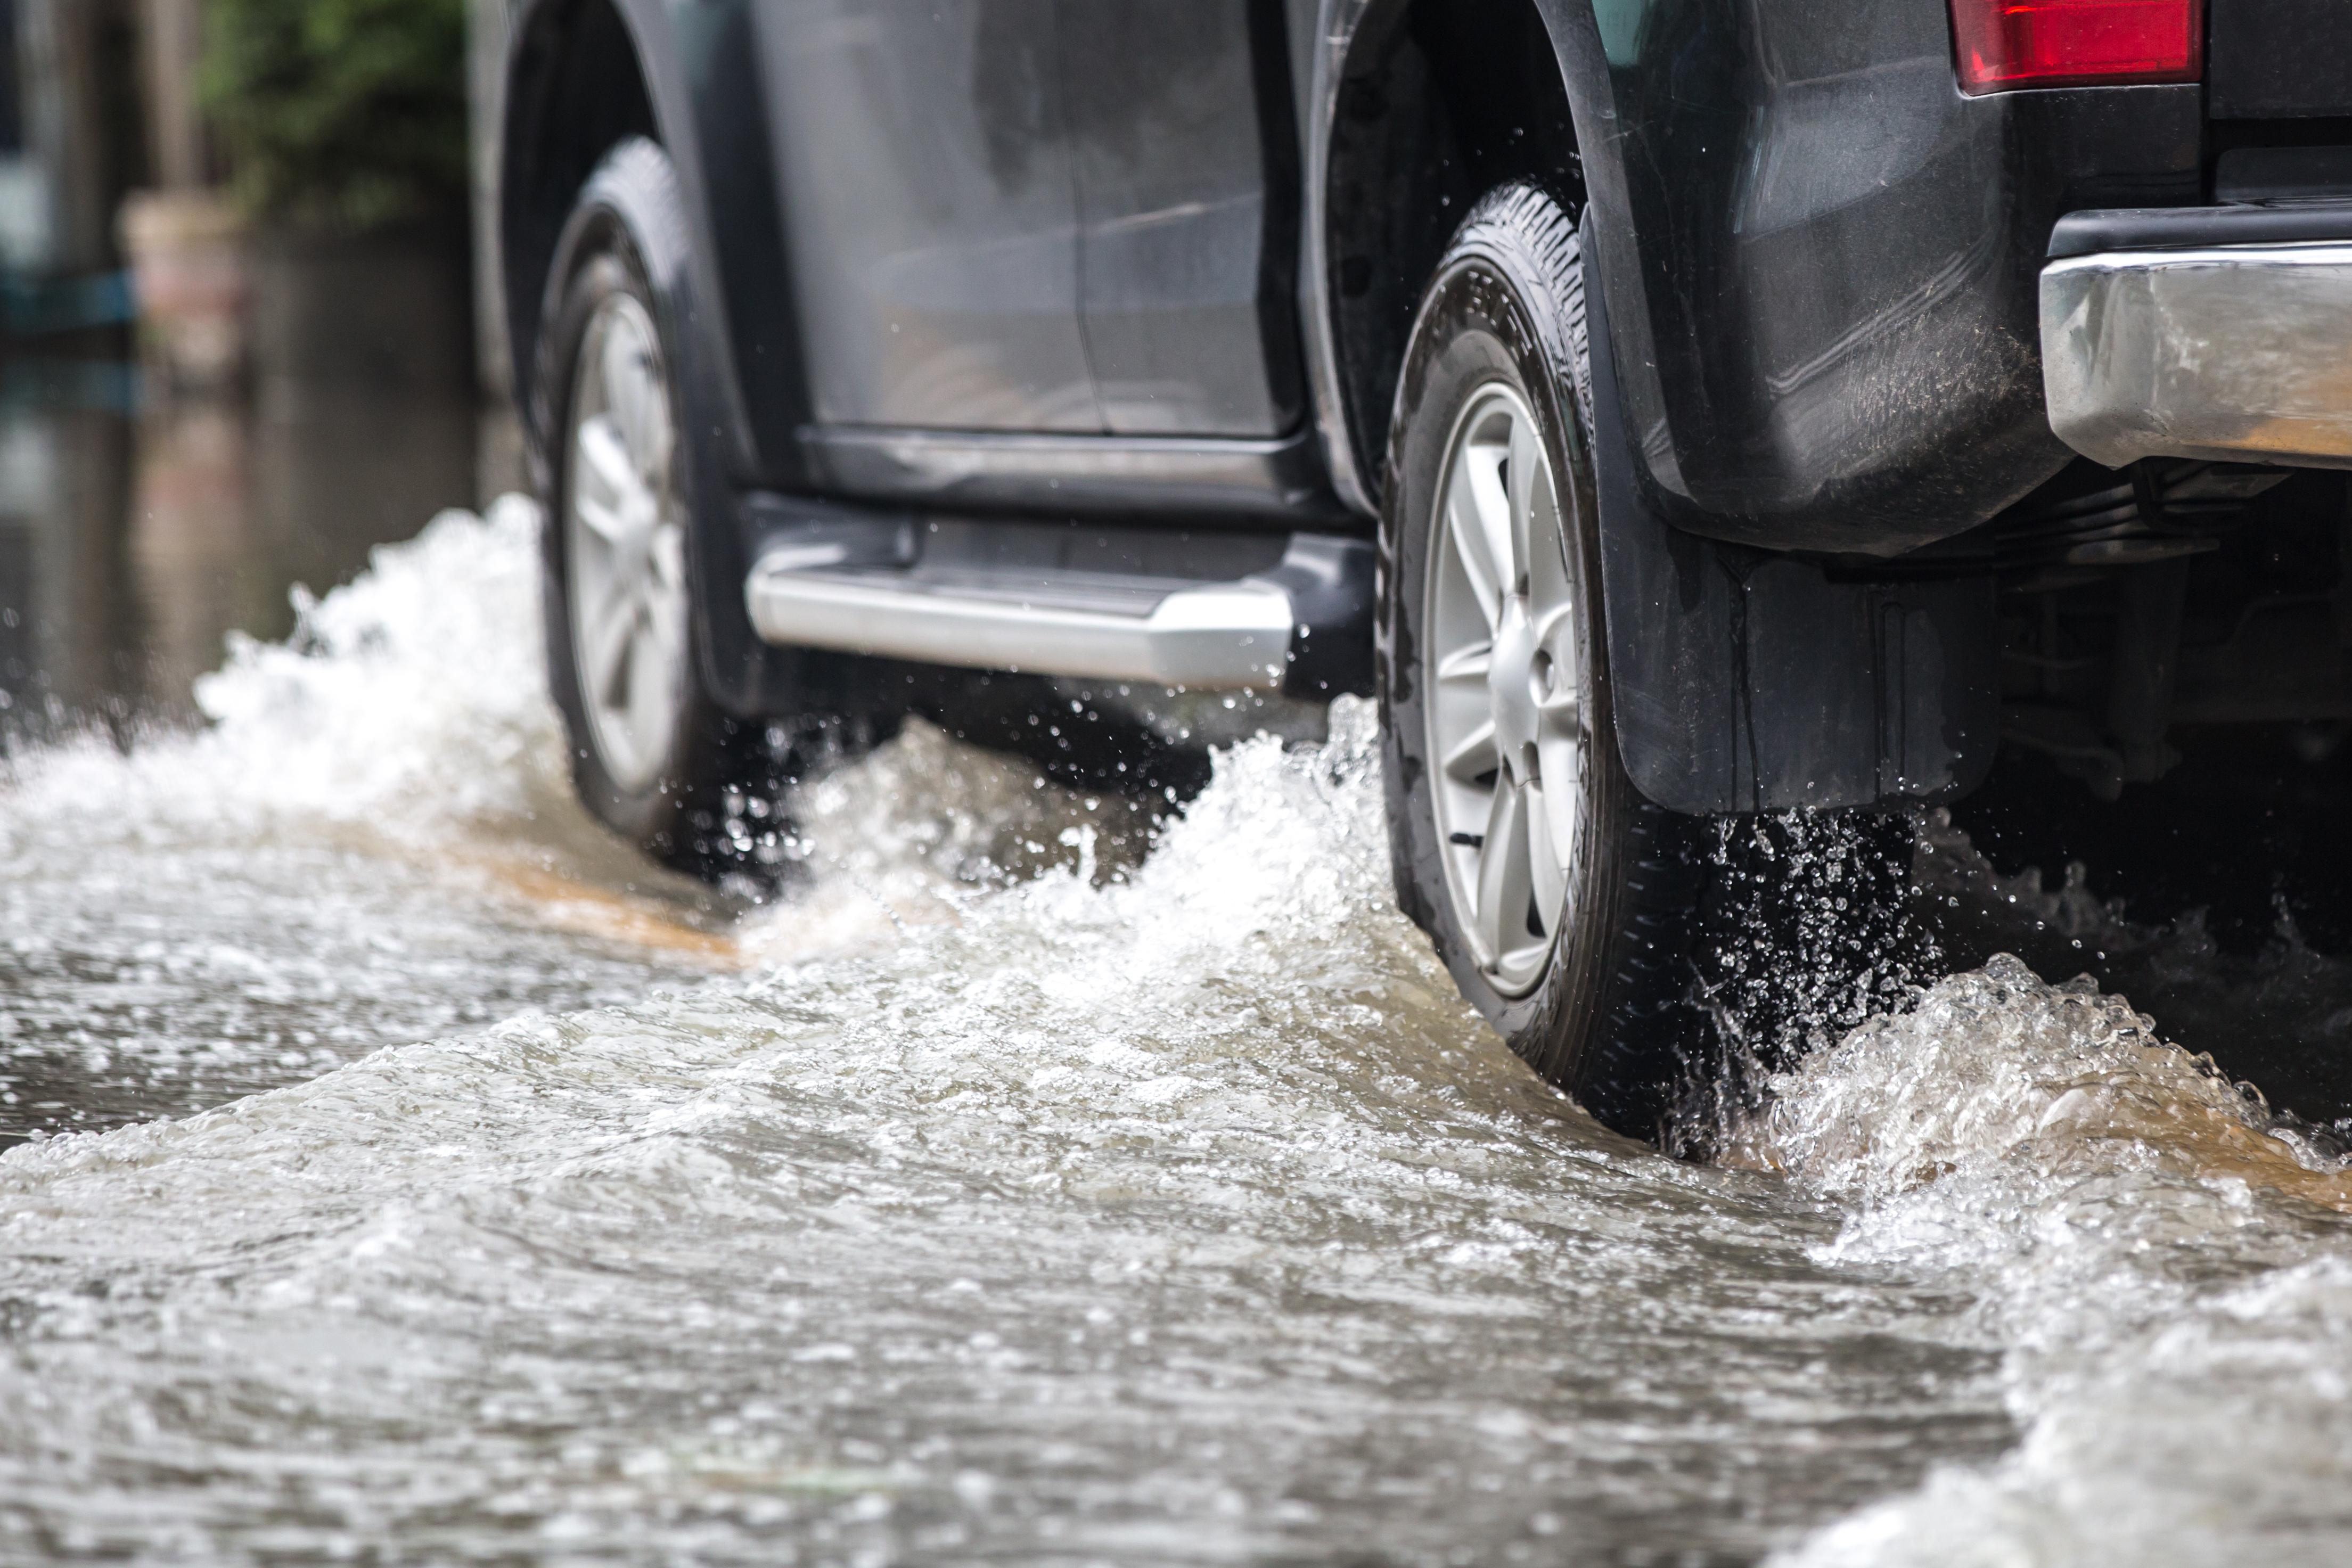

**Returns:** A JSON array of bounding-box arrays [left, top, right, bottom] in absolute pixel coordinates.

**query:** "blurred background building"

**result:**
[[0, 0, 498, 744], [0, 2, 147, 287]]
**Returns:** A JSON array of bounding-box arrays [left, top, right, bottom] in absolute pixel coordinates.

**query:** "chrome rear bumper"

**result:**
[[2042, 219, 2352, 470]]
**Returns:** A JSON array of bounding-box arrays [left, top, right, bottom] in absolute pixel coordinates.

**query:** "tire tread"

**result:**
[[1379, 183, 1703, 1143]]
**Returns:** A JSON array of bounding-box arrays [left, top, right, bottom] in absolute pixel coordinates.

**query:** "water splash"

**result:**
[[4, 497, 567, 844], [1664, 809, 1941, 1155], [1756, 957, 2352, 1566], [0, 659, 2009, 1562], [4, 502, 2351, 1562], [1920, 806, 2352, 1137], [1731, 955, 2343, 1205]]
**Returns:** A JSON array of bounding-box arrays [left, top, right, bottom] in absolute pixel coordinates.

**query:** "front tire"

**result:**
[[1380, 185, 1699, 1140], [535, 139, 737, 869]]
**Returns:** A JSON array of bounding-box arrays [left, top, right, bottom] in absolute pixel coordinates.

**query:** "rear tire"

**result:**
[[1380, 185, 1700, 1140]]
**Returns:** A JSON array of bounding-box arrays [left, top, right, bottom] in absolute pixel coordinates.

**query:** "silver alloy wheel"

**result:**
[[1423, 384, 1586, 995], [565, 292, 690, 795]]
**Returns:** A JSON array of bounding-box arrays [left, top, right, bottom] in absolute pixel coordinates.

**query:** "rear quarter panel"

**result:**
[[1536, 0, 2201, 555]]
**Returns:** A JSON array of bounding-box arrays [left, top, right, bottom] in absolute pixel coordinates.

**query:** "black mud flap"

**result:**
[[1579, 212, 1999, 815]]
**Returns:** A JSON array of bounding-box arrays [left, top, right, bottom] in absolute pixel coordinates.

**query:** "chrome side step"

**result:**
[[747, 565, 1295, 688], [741, 510, 1373, 694]]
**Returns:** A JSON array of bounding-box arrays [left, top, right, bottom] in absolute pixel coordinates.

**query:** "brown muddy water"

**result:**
[[2, 498, 2350, 1565]]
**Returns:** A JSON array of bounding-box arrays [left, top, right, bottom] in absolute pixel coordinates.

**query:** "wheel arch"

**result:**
[[1308, 0, 1609, 515], [500, 0, 808, 493]]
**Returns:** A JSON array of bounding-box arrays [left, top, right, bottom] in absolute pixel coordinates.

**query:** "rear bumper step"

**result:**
[[743, 518, 1373, 695], [2042, 202, 2352, 469]]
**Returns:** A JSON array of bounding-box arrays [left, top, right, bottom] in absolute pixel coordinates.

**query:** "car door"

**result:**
[[755, 0, 1102, 432], [1056, 0, 1306, 438]]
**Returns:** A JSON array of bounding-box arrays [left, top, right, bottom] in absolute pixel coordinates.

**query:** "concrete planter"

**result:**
[[119, 190, 250, 390], [120, 199, 475, 403]]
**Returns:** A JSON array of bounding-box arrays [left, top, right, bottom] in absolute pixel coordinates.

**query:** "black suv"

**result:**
[[498, 0, 2352, 1137]]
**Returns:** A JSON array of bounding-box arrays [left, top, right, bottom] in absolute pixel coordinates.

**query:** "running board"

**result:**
[[741, 505, 1373, 696]]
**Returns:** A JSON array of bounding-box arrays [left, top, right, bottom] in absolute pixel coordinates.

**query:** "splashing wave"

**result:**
[[3, 497, 563, 843], [1757, 959, 2352, 1566], [2, 503, 2349, 1562]]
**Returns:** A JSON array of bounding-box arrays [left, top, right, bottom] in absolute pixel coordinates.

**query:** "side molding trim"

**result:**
[[801, 426, 1343, 520]]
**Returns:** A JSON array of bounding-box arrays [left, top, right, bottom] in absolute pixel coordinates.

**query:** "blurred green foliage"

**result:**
[[201, 0, 469, 231]]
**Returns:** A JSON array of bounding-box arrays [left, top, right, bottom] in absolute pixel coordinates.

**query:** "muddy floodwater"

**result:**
[[2, 504, 2350, 1565]]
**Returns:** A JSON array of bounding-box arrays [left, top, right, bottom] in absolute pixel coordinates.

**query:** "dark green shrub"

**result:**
[[201, 0, 469, 231]]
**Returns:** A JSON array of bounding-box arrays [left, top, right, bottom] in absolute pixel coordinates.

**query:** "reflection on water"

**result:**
[[0, 507, 2346, 1563], [0, 401, 134, 735], [0, 366, 481, 738]]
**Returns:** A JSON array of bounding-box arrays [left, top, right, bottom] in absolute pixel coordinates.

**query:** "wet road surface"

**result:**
[[1, 504, 2349, 1564]]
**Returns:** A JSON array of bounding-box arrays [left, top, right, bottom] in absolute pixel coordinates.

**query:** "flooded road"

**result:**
[[2, 505, 2350, 1564]]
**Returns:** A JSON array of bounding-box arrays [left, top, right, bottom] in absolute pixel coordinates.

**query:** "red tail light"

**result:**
[[1949, 0, 2205, 94]]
